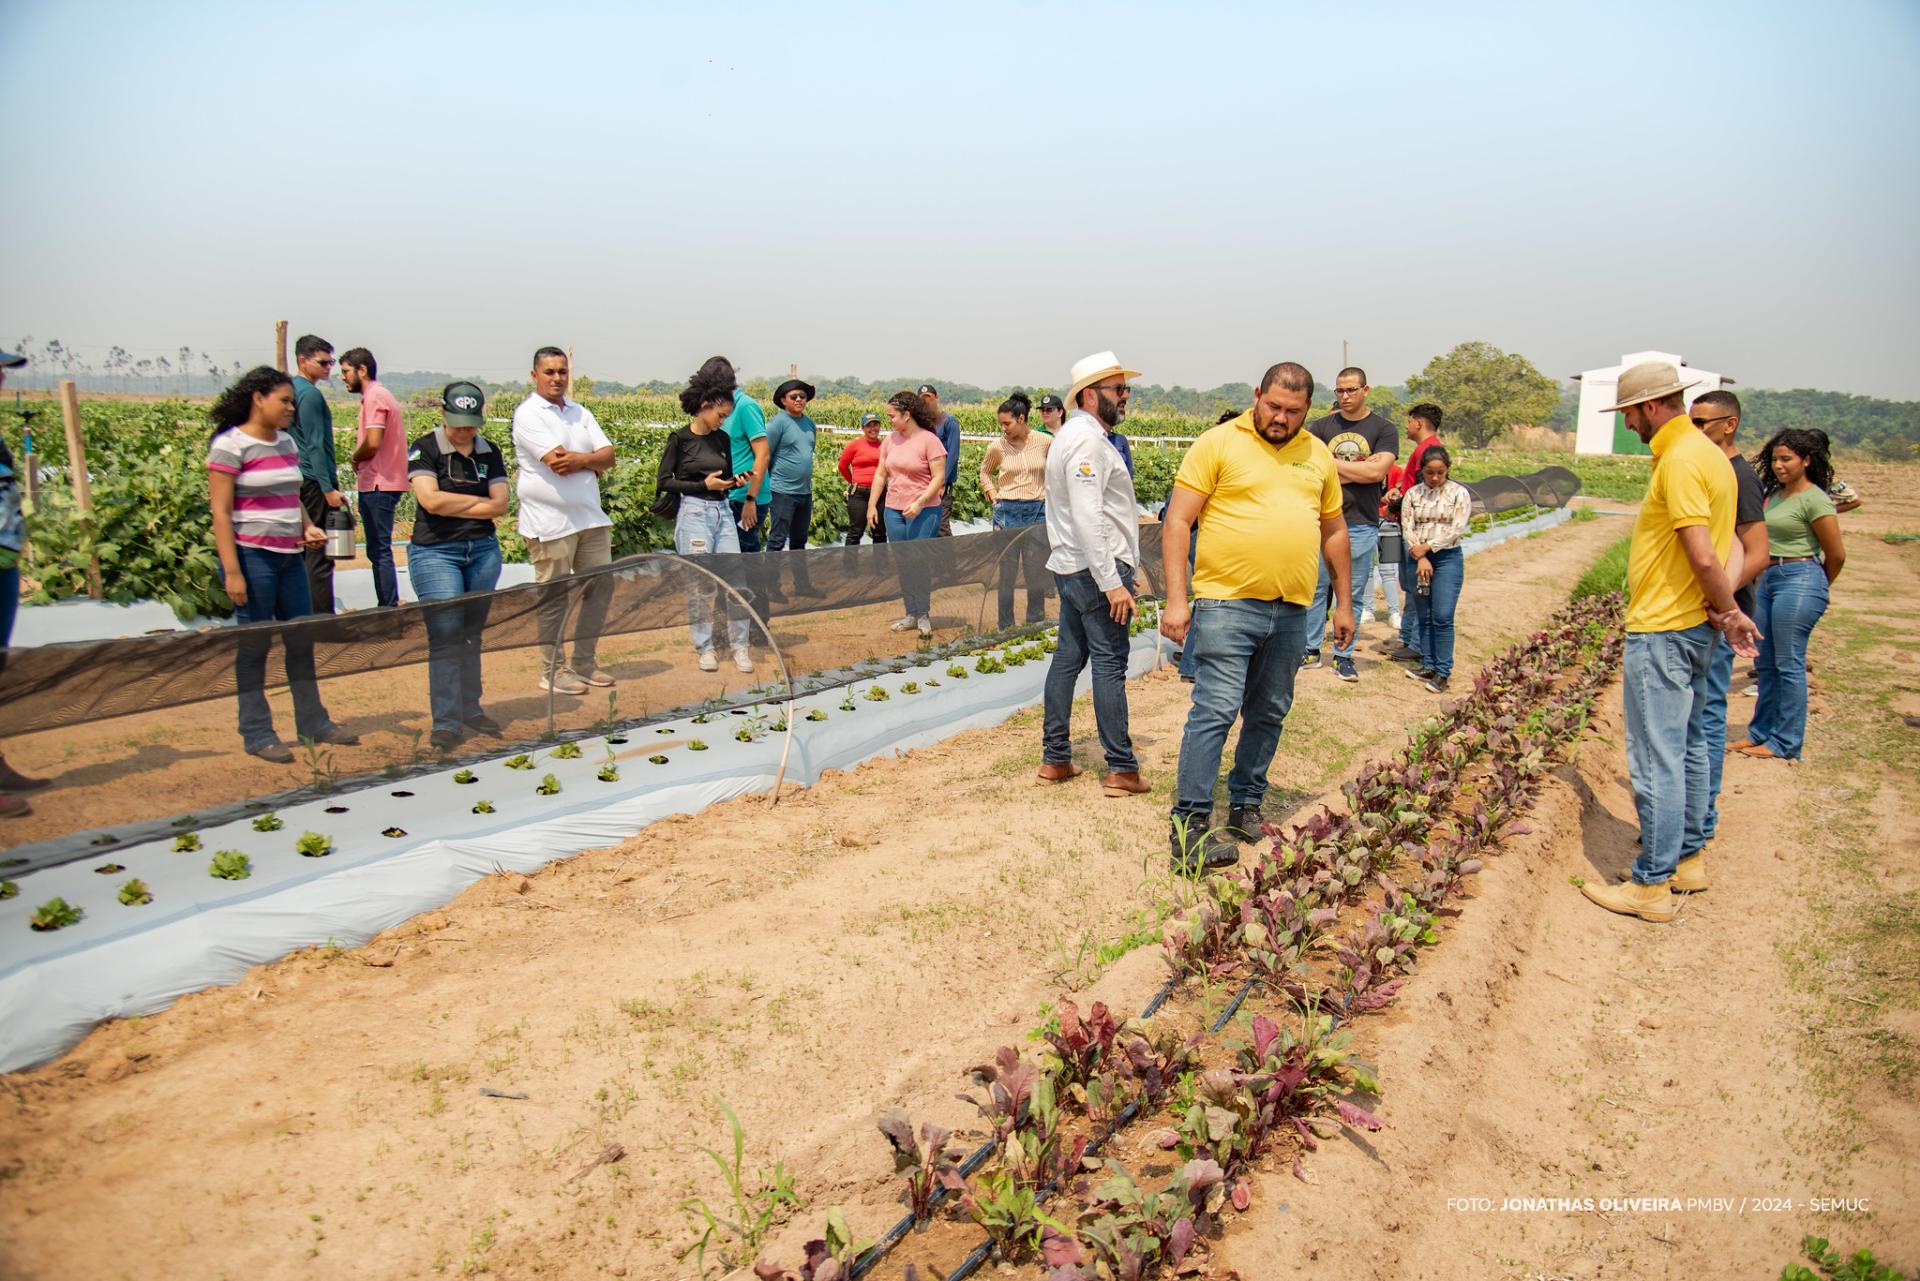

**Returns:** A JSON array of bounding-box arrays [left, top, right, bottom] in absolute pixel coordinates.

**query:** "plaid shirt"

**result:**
[[1403, 479, 1472, 551]]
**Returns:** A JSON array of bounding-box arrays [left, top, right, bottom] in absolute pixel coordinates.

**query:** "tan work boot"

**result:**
[[1580, 877, 1678, 922], [1036, 762, 1084, 785], [1102, 771, 1151, 798], [1670, 854, 1708, 894]]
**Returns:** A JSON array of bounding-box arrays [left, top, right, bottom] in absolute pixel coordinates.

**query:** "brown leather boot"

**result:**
[[1669, 854, 1708, 894], [0, 793, 31, 819], [1035, 762, 1084, 785], [1102, 771, 1150, 797], [0, 755, 49, 792]]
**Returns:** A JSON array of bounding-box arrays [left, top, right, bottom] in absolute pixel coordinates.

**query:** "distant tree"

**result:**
[[1404, 341, 1560, 447]]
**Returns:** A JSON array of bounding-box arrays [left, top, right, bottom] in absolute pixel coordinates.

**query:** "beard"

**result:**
[[1095, 392, 1127, 429]]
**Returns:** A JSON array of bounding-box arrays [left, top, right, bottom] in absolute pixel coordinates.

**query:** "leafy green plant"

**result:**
[[1780, 1236, 1908, 1281], [252, 812, 283, 832], [749, 1206, 864, 1281], [975, 654, 1006, 674], [805, 708, 829, 721], [30, 897, 82, 931], [0, 881, 16, 900], [678, 1098, 802, 1273], [877, 1109, 959, 1224], [863, 685, 890, 702], [296, 831, 332, 857], [118, 878, 152, 906], [452, 768, 476, 785], [648, 754, 669, 765], [172, 832, 202, 853], [382, 826, 407, 838], [597, 763, 620, 782], [208, 850, 252, 881], [689, 740, 709, 752], [946, 664, 969, 680], [900, 680, 920, 695], [551, 741, 583, 759], [535, 773, 561, 795], [94, 862, 125, 874], [299, 736, 340, 793], [472, 799, 495, 814], [503, 754, 534, 770]]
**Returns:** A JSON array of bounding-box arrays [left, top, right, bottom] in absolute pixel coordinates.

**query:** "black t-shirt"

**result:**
[[406, 430, 508, 546], [656, 425, 736, 498], [1731, 452, 1764, 615], [1310, 411, 1399, 527]]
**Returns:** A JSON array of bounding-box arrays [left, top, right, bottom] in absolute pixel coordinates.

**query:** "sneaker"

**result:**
[[1407, 666, 1435, 682], [1388, 610, 1402, 630], [1384, 644, 1423, 663], [0, 756, 50, 792], [889, 615, 918, 632], [733, 649, 754, 673], [463, 713, 503, 736], [1333, 656, 1358, 683], [429, 728, 464, 752], [917, 616, 933, 638], [1359, 606, 1376, 624], [540, 669, 589, 696], [1226, 804, 1266, 840], [1170, 820, 1240, 872], [0, 793, 30, 819], [697, 650, 719, 672], [574, 663, 615, 688], [1423, 674, 1450, 693], [1299, 649, 1322, 670], [1743, 684, 1758, 697], [247, 740, 295, 764]]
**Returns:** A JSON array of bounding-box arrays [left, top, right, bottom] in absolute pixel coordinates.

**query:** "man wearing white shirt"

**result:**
[[1037, 351, 1150, 799], [512, 346, 616, 695]]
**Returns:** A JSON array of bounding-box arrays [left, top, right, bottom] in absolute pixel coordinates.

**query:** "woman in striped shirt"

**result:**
[[208, 366, 356, 762]]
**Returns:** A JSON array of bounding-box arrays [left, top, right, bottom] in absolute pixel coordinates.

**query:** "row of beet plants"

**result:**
[[755, 593, 1624, 1281]]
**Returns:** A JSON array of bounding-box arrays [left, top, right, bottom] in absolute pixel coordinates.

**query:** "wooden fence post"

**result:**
[[58, 379, 103, 598], [275, 321, 289, 372]]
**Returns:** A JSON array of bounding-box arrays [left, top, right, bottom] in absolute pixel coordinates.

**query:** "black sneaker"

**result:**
[[464, 713, 504, 736], [429, 728, 464, 752], [1384, 644, 1423, 662], [1299, 649, 1322, 670], [1333, 656, 1358, 683], [1170, 820, 1240, 872], [1226, 804, 1267, 840], [1424, 674, 1450, 693], [1406, 666, 1436, 682]]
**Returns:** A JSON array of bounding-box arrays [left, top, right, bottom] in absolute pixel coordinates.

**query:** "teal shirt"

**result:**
[[1763, 485, 1836, 560], [766, 411, 818, 496], [290, 375, 338, 491], [724, 390, 772, 504]]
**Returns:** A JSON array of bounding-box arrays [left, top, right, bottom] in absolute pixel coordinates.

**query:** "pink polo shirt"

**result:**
[[354, 379, 409, 492]]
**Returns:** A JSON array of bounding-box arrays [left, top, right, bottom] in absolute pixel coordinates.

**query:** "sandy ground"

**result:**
[[0, 484, 1913, 1281]]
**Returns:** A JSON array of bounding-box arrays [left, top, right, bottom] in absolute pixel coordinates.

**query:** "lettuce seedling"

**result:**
[[877, 1108, 958, 1223], [472, 799, 496, 814], [535, 773, 562, 795], [118, 878, 152, 906], [452, 768, 477, 785], [504, 754, 534, 770], [975, 654, 1006, 674], [382, 826, 407, 838], [864, 685, 890, 702], [252, 812, 284, 832], [296, 831, 332, 858], [597, 764, 620, 782], [173, 833, 203, 853], [648, 754, 669, 765], [551, 741, 583, 759], [0, 881, 16, 900], [805, 708, 829, 721], [900, 681, 919, 695], [208, 850, 252, 881], [946, 664, 969, 679], [94, 862, 126, 875], [688, 740, 709, 752], [30, 897, 82, 931]]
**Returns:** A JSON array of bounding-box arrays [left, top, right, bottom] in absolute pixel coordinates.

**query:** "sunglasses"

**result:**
[[1689, 415, 1733, 428]]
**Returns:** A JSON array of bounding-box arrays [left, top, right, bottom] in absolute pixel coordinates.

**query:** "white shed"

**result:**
[[1573, 351, 1734, 456]]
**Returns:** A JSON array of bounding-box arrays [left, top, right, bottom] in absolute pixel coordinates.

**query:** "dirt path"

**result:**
[[0, 511, 1629, 1279]]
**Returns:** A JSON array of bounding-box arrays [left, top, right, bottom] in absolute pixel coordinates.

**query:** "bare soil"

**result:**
[[0, 491, 1913, 1281]]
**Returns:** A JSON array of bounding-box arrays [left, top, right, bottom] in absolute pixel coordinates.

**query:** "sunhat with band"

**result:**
[[1066, 351, 1142, 404], [1601, 361, 1700, 413]]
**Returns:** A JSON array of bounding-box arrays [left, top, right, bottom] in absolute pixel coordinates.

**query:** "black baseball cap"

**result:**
[[441, 380, 486, 427], [917, 383, 938, 398], [1036, 393, 1064, 412]]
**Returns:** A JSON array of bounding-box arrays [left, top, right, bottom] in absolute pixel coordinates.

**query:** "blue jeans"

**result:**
[[1306, 521, 1377, 658], [730, 497, 767, 553], [1043, 564, 1139, 774], [1399, 544, 1422, 650], [992, 499, 1049, 629], [1623, 623, 1720, 884], [766, 491, 813, 550], [1177, 531, 1201, 679], [1415, 546, 1464, 678], [234, 545, 336, 751], [357, 489, 402, 607], [675, 498, 750, 654], [1747, 561, 1829, 760], [407, 537, 501, 735], [1701, 635, 1734, 841], [0, 563, 16, 655], [883, 506, 941, 616], [1173, 598, 1307, 821]]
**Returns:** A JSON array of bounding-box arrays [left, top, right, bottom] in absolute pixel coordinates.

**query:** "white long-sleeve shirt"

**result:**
[[1044, 409, 1140, 590]]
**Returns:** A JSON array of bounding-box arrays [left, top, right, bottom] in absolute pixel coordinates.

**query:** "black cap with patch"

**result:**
[[441, 380, 486, 427]]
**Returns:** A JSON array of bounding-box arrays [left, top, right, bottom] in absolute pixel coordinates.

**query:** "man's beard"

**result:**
[[1096, 393, 1125, 429]]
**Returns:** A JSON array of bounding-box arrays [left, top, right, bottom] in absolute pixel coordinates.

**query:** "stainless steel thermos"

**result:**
[[324, 504, 356, 560]]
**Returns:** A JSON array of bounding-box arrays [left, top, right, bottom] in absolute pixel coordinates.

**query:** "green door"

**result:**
[[1611, 411, 1651, 456]]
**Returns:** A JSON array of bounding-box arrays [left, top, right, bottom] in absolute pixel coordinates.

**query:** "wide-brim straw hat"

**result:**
[[1066, 351, 1142, 404], [1602, 360, 1699, 413]]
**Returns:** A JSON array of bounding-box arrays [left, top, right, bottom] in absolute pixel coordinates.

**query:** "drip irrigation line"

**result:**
[[1208, 976, 1260, 1034], [1139, 973, 1180, 1019], [847, 1129, 1005, 1279]]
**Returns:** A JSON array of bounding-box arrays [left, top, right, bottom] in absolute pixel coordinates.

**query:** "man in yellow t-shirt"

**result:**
[[1581, 362, 1761, 924], [1159, 361, 1348, 871]]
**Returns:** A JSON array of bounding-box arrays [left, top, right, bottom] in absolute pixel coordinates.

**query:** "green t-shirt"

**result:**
[[1763, 486, 1836, 559], [724, 391, 772, 504]]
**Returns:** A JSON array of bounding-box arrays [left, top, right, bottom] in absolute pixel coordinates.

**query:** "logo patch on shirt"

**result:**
[[407, 449, 423, 462], [1075, 461, 1095, 479], [451, 395, 479, 411]]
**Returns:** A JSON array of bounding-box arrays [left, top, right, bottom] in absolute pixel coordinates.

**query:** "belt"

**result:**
[[1769, 555, 1817, 565]]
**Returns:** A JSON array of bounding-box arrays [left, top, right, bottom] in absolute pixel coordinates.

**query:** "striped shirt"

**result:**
[[208, 426, 305, 552]]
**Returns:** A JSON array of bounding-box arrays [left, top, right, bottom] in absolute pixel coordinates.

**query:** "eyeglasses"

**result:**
[[1689, 415, 1733, 428], [313, 358, 334, 368], [1333, 386, 1366, 397], [1092, 382, 1130, 395]]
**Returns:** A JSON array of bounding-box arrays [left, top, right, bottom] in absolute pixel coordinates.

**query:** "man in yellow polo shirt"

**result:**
[[1582, 361, 1761, 923], [1160, 361, 1349, 870]]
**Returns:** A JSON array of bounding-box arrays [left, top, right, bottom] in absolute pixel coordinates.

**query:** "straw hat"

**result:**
[[1066, 351, 1142, 404], [1602, 361, 1699, 413]]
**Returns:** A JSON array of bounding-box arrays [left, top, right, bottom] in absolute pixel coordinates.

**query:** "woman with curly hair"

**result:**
[[657, 361, 754, 672], [869, 389, 947, 636], [1736, 428, 1846, 761], [207, 366, 357, 761]]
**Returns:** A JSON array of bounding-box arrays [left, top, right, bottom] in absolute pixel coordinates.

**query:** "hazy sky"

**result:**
[[4, 0, 1918, 397]]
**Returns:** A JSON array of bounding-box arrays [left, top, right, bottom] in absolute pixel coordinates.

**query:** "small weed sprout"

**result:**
[[678, 1098, 802, 1272]]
